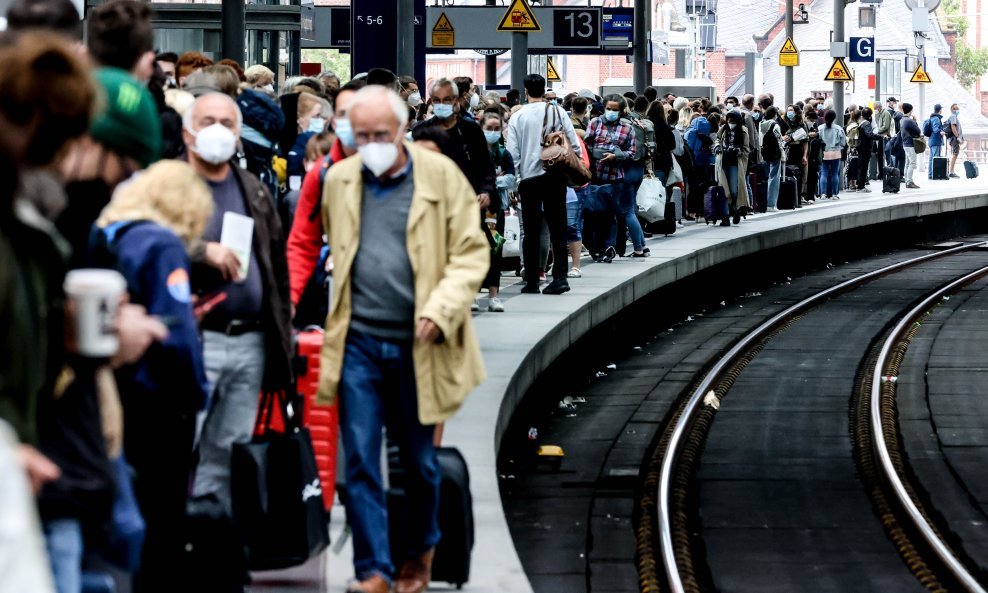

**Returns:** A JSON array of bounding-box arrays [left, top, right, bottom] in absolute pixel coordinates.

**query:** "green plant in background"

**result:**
[[941, 0, 988, 89], [301, 49, 352, 82]]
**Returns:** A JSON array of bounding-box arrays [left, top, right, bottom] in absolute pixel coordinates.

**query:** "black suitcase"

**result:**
[[964, 160, 979, 179], [755, 181, 768, 213], [654, 201, 677, 235], [389, 447, 474, 589], [778, 176, 799, 210], [882, 166, 901, 193], [932, 156, 949, 180]]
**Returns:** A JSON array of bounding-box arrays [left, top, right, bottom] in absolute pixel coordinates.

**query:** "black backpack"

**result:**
[[761, 123, 782, 161]]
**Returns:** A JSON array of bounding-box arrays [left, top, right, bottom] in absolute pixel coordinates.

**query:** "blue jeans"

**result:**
[[723, 165, 739, 216], [928, 144, 942, 178], [45, 519, 83, 593], [608, 180, 646, 252], [819, 159, 841, 197], [567, 188, 586, 243], [765, 160, 782, 208], [339, 330, 441, 583]]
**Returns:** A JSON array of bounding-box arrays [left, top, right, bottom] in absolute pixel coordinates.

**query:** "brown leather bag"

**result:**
[[540, 104, 591, 187]]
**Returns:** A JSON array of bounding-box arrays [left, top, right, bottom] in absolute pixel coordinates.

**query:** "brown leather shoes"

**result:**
[[346, 574, 390, 593], [394, 549, 435, 593]]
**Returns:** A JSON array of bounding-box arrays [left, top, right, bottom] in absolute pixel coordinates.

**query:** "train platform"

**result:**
[[251, 177, 988, 593]]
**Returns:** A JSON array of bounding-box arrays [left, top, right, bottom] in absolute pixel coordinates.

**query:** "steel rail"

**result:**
[[657, 241, 987, 593]]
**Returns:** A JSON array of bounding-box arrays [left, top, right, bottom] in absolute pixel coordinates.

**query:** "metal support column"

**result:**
[[784, 0, 793, 107], [633, 0, 650, 92], [674, 48, 686, 78], [397, 0, 414, 77], [833, 0, 844, 118], [745, 51, 756, 95], [486, 0, 498, 85], [874, 58, 881, 104], [511, 32, 527, 100], [221, 0, 246, 63]]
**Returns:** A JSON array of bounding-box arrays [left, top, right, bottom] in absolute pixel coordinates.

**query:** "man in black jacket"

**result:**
[[183, 93, 293, 516], [855, 107, 882, 193]]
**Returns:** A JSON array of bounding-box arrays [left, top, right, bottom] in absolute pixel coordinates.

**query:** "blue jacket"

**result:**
[[685, 117, 713, 167], [97, 221, 209, 413], [927, 114, 944, 147]]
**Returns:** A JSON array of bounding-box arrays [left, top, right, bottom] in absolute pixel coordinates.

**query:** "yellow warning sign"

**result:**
[[497, 0, 541, 32], [779, 36, 799, 67], [547, 57, 561, 82], [824, 57, 853, 82], [910, 62, 932, 84], [432, 12, 454, 47]]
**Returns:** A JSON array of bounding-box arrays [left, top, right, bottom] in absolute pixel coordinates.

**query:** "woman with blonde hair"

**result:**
[[92, 160, 213, 589]]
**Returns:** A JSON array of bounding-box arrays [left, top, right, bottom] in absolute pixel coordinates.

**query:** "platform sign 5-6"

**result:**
[[553, 9, 601, 48]]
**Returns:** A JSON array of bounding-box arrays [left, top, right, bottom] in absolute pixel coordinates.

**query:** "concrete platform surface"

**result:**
[[252, 178, 988, 593]]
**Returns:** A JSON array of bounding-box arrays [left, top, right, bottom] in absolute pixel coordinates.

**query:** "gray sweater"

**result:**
[[350, 168, 416, 340]]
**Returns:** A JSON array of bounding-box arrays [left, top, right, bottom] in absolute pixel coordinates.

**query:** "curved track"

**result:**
[[642, 243, 988, 593]]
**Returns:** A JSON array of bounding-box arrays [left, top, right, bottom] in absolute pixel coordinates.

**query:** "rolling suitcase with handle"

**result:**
[[703, 185, 727, 223], [389, 447, 474, 589], [932, 156, 949, 180], [778, 176, 799, 210], [881, 166, 901, 194]]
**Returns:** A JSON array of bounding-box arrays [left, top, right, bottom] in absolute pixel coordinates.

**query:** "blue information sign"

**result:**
[[602, 7, 633, 44], [849, 37, 875, 63]]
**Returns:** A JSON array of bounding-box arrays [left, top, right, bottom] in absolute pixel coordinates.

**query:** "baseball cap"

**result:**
[[934, 103, 942, 111], [577, 88, 596, 100], [183, 71, 221, 98], [90, 67, 161, 168], [887, 97, 898, 103]]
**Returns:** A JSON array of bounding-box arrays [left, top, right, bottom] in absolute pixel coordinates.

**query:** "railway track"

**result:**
[[637, 241, 988, 593]]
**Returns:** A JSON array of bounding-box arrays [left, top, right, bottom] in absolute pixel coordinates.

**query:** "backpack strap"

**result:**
[[308, 152, 336, 223]]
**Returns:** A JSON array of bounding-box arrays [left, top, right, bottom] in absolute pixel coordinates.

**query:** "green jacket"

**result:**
[[0, 213, 64, 445], [875, 109, 893, 136]]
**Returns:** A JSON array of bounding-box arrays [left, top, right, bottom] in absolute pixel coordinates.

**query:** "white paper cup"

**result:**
[[64, 269, 127, 358]]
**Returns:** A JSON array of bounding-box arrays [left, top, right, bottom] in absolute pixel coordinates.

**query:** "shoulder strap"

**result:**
[[309, 152, 336, 223]]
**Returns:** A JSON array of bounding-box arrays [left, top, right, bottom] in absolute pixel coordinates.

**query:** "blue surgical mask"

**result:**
[[752, 112, 762, 121], [953, 109, 960, 115], [786, 111, 796, 120], [307, 116, 326, 134], [335, 118, 356, 148], [604, 110, 620, 122], [484, 130, 502, 145], [433, 103, 455, 119]]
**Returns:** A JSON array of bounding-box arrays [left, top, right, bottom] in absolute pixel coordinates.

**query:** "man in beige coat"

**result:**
[[316, 85, 488, 593]]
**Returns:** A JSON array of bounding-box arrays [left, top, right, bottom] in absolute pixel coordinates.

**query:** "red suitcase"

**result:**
[[255, 329, 338, 511]]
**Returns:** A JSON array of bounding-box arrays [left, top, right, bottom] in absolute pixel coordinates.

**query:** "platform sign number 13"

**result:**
[[554, 9, 599, 47]]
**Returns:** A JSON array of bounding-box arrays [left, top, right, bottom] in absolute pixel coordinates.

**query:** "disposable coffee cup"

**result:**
[[64, 269, 127, 358]]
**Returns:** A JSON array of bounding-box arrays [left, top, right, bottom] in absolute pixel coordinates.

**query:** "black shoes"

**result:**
[[719, 219, 731, 227], [602, 246, 617, 263], [520, 283, 541, 294], [542, 278, 571, 295]]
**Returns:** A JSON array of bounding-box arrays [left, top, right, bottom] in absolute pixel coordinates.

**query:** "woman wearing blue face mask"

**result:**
[[779, 104, 808, 203], [286, 93, 327, 179], [583, 95, 647, 261], [480, 113, 515, 312]]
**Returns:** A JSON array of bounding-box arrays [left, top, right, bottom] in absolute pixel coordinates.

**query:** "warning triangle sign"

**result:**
[[910, 62, 932, 84], [780, 37, 798, 54], [547, 57, 561, 82], [824, 57, 853, 82], [497, 0, 541, 32], [434, 12, 453, 32]]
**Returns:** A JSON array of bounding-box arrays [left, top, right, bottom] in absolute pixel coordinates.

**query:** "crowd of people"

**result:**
[[0, 0, 974, 592]]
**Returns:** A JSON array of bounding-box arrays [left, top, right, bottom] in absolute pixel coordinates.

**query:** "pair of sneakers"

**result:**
[[521, 277, 570, 295], [471, 296, 505, 312]]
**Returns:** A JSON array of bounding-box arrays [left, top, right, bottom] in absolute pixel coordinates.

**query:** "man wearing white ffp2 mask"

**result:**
[[182, 93, 294, 520], [319, 85, 488, 593]]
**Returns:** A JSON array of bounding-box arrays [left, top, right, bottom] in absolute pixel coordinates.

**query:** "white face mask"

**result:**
[[359, 139, 400, 177], [469, 93, 480, 109], [262, 83, 274, 92], [188, 123, 238, 165], [728, 123, 737, 130], [408, 91, 423, 108]]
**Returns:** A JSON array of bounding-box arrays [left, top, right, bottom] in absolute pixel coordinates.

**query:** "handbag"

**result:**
[[231, 390, 330, 570], [666, 157, 684, 186], [912, 135, 927, 154], [635, 176, 666, 223], [789, 127, 808, 143], [540, 104, 591, 187]]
